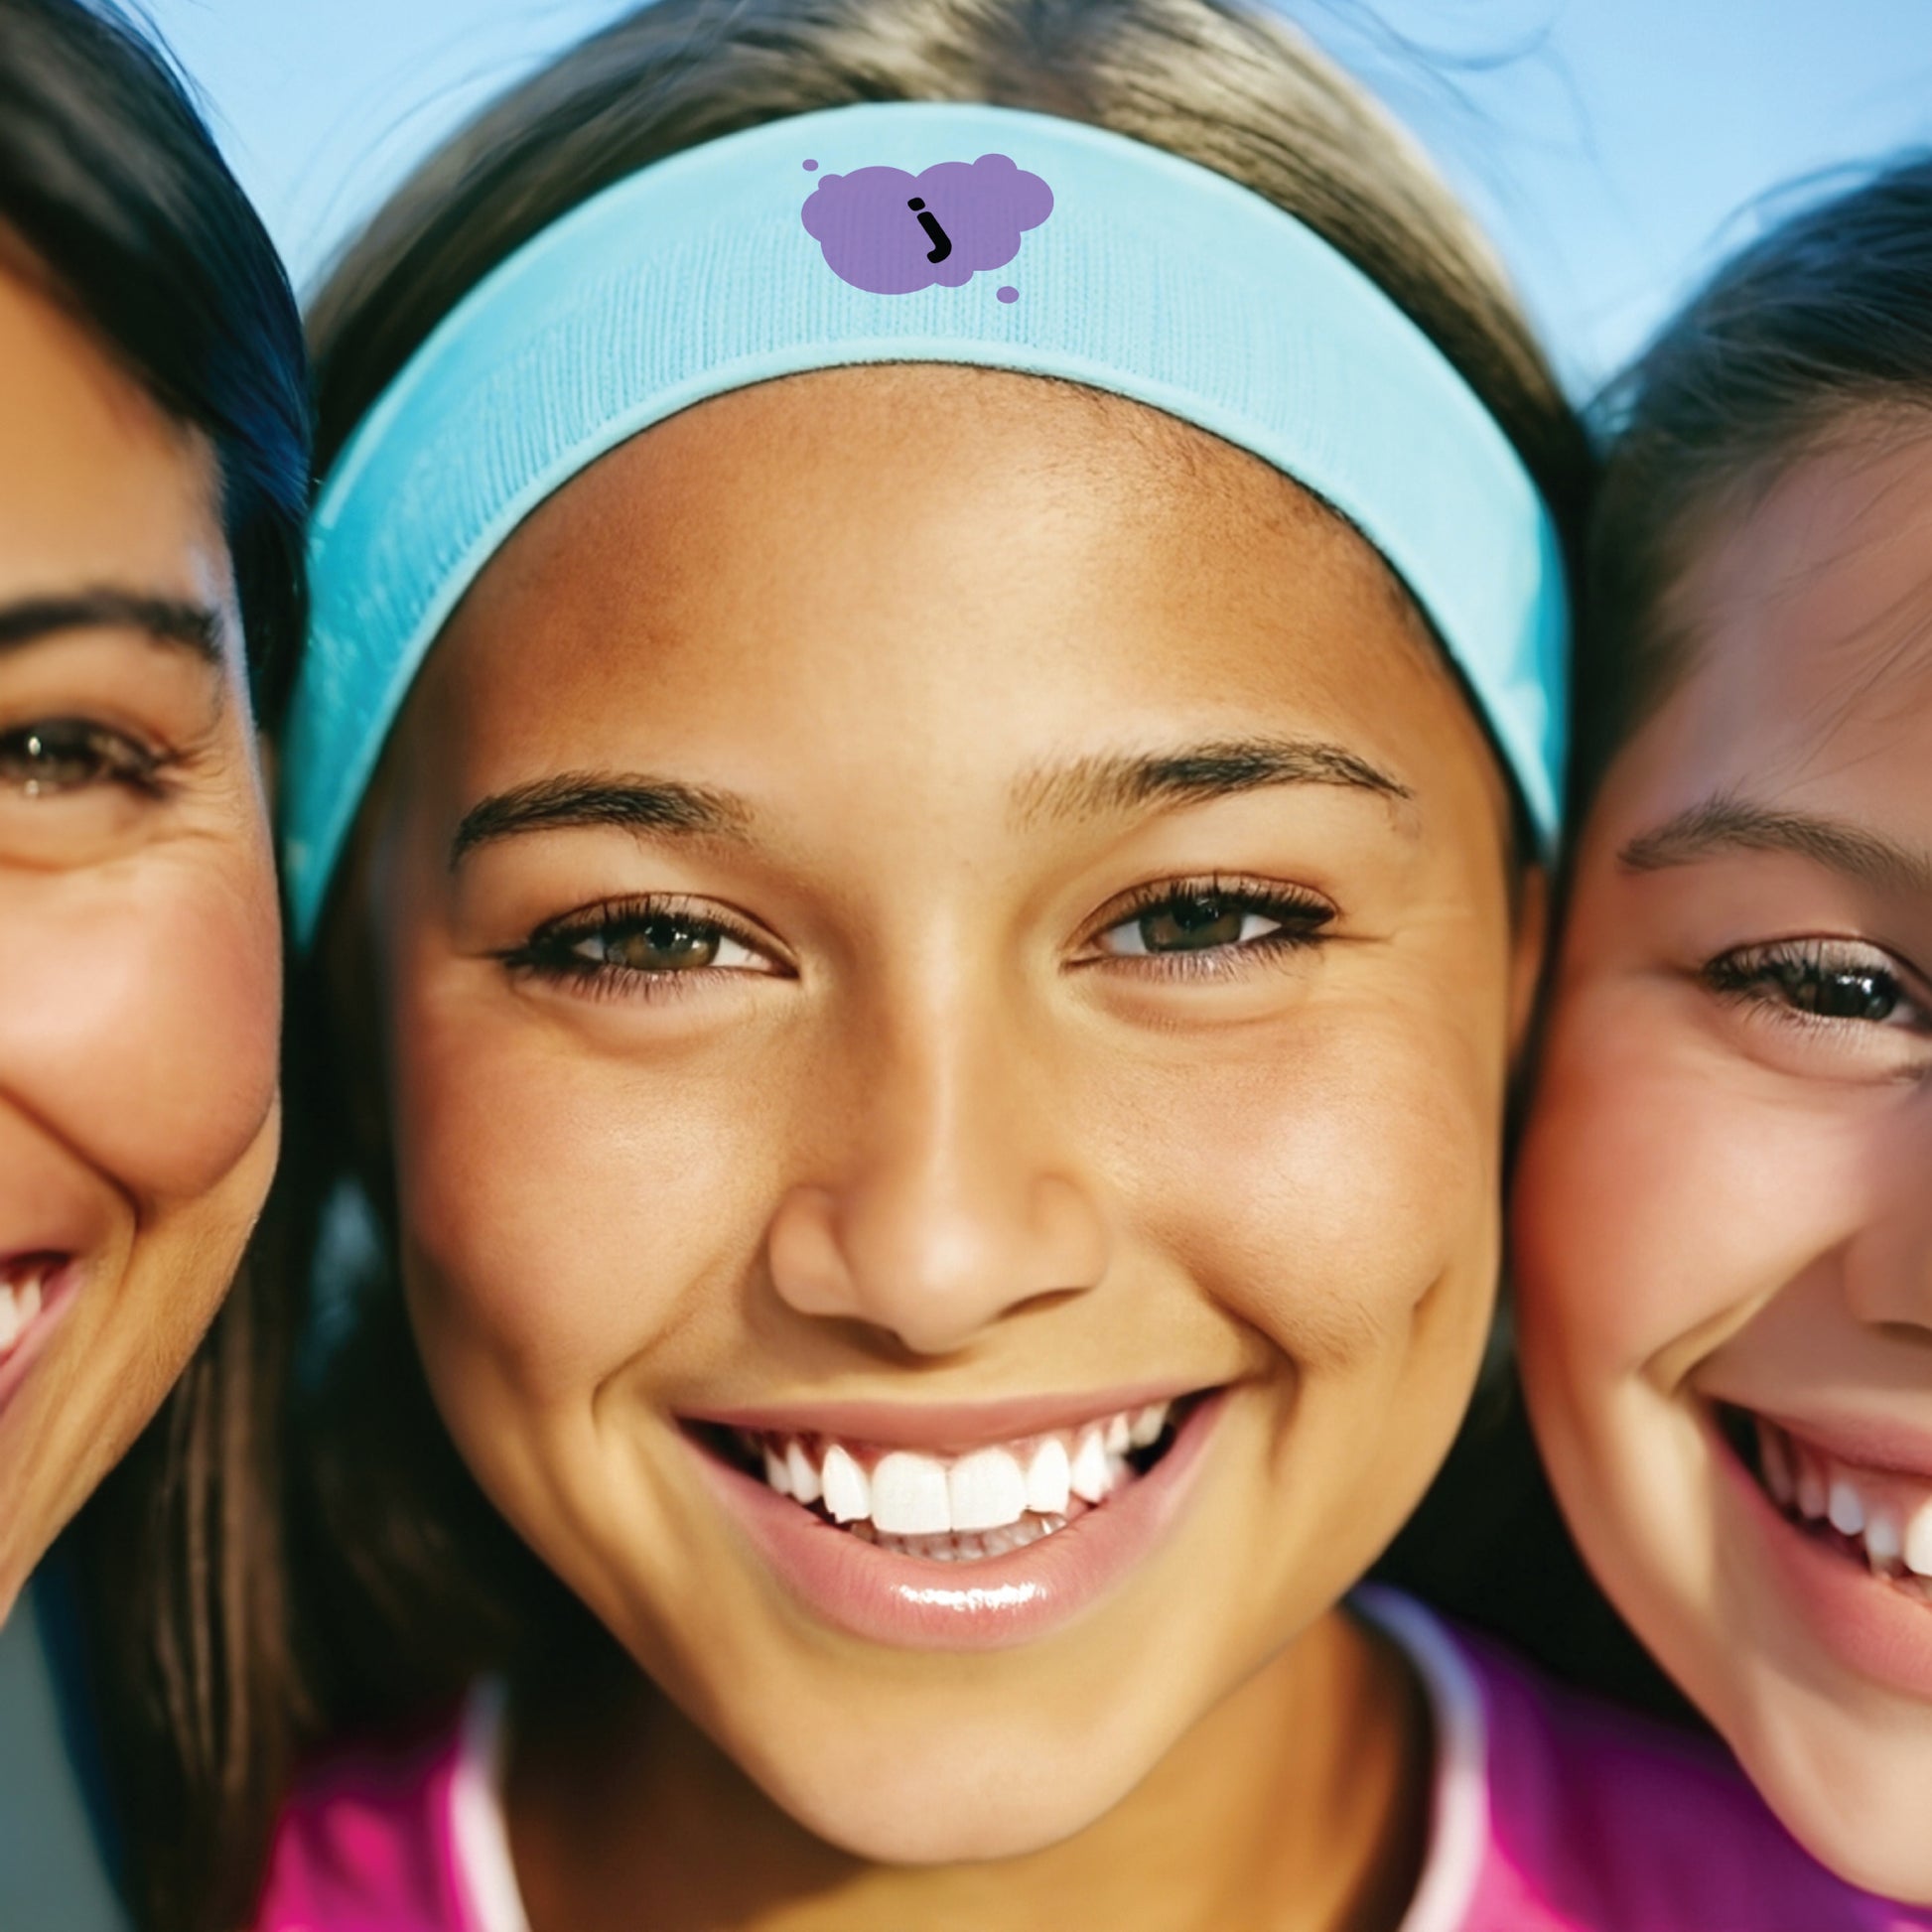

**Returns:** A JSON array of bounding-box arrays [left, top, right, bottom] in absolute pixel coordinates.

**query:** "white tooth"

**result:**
[[1104, 1412, 1131, 1454], [1828, 1478, 1865, 1537], [822, 1444, 871, 1523], [1904, 1502, 1932, 1579], [1758, 1423, 1796, 1507], [1069, 1428, 1112, 1504], [0, 1288, 19, 1352], [1129, 1403, 1169, 1449], [762, 1447, 794, 1498], [1865, 1510, 1902, 1571], [18, 1277, 39, 1326], [871, 1451, 951, 1535], [1025, 1437, 1070, 1515], [947, 1448, 1028, 1533], [785, 1442, 821, 1506], [1795, 1458, 1828, 1520]]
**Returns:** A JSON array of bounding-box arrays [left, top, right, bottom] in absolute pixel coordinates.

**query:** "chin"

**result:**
[[739, 1710, 1157, 1866], [1725, 1689, 1932, 1907]]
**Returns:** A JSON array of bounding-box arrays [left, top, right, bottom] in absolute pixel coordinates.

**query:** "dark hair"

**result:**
[[0, 0, 310, 711], [0, 3, 311, 1928], [258, 0, 1589, 1920], [1576, 152, 1932, 812]]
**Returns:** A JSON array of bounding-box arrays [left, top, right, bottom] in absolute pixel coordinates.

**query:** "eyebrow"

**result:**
[[1620, 793, 1932, 898], [1012, 736, 1413, 829], [451, 771, 754, 869], [451, 735, 1414, 871], [0, 590, 222, 663]]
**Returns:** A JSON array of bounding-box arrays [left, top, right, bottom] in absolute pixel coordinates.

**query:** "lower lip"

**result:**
[[0, 1262, 81, 1424], [1710, 1407, 1932, 1699], [686, 1393, 1227, 1652]]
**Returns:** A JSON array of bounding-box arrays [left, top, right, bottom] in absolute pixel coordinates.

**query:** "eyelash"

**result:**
[[1703, 938, 1931, 1036], [498, 895, 780, 1003], [500, 876, 1336, 1003], [1080, 874, 1337, 978], [0, 717, 176, 800]]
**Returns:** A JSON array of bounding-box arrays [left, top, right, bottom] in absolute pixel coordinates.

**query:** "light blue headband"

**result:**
[[285, 99, 1568, 944]]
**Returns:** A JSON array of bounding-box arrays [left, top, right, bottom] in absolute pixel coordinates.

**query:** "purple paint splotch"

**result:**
[[800, 153, 1052, 295]]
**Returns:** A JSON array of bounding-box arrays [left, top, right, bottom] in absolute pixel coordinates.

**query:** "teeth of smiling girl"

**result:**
[[743, 1401, 1173, 1539], [1794, 1456, 1828, 1521], [947, 1448, 1030, 1533], [1755, 1418, 1796, 1508], [785, 1441, 821, 1506], [822, 1444, 871, 1524], [1069, 1427, 1115, 1504], [0, 1265, 47, 1360], [1025, 1438, 1071, 1514], [1828, 1478, 1865, 1538], [1905, 1503, 1932, 1580], [1755, 1418, 1932, 1582], [1864, 1509, 1903, 1573], [872, 1452, 951, 1535]]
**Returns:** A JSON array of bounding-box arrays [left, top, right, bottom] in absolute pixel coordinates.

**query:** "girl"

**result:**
[[1515, 157, 1932, 1907], [240, 3, 1911, 1929]]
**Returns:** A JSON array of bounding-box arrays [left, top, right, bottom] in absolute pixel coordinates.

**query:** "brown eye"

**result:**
[[1707, 942, 1924, 1030], [0, 719, 156, 797], [506, 897, 778, 991], [1125, 895, 1260, 954], [578, 914, 729, 973], [1094, 883, 1332, 962]]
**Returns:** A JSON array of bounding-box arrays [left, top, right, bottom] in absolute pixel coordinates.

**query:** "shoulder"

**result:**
[[1356, 1587, 1930, 1932], [255, 1699, 472, 1932]]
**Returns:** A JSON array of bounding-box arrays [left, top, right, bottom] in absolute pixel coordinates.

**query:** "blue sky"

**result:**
[[142, 0, 1932, 397]]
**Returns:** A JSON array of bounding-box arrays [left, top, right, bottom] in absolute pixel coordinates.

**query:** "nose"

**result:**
[[765, 1003, 1109, 1356]]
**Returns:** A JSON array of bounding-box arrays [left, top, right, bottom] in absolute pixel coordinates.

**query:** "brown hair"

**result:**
[[1576, 151, 1932, 811], [124, 4, 1589, 1924]]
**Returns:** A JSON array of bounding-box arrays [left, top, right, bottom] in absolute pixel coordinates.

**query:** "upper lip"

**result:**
[[682, 1381, 1214, 1450], [1723, 1401, 1932, 1485]]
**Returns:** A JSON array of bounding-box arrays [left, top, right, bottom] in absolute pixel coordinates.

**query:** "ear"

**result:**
[[1506, 861, 1551, 1062]]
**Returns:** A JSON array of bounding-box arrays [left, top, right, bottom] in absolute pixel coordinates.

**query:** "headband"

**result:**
[[284, 100, 1568, 944]]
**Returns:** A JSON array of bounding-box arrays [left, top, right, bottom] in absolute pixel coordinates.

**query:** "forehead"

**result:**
[[413, 364, 1466, 777], [1662, 429, 1932, 788], [0, 260, 223, 594]]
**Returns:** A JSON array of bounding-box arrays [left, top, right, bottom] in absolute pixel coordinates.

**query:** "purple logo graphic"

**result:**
[[800, 153, 1053, 296]]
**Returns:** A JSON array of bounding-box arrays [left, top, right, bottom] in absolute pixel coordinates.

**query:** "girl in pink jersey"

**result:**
[[175, 5, 1928, 1930], [1515, 157, 1932, 1908]]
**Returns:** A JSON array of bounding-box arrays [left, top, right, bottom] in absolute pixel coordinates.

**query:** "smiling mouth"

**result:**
[[0, 1254, 63, 1368], [690, 1394, 1202, 1563], [1723, 1404, 1932, 1599]]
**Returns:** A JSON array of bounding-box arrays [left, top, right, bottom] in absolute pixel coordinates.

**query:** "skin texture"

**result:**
[[1515, 427, 1932, 1904], [0, 261, 281, 1610], [352, 366, 1541, 1931]]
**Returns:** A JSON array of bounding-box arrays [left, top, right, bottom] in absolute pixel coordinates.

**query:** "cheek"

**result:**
[[1514, 989, 1861, 1381], [1122, 1001, 1501, 1367], [392, 995, 768, 1400], [0, 849, 280, 1200]]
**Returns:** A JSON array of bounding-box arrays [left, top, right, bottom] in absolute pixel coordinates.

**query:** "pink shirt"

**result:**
[[255, 1588, 1932, 1932]]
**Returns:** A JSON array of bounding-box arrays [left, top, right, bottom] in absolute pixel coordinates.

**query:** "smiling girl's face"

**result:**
[[356, 364, 1536, 1864], [1515, 426, 1932, 1902], [0, 262, 281, 1604]]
